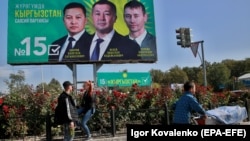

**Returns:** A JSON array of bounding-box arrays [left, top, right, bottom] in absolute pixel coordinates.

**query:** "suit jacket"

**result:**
[[141, 32, 157, 61], [48, 31, 92, 63], [126, 32, 157, 61], [88, 31, 141, 62]]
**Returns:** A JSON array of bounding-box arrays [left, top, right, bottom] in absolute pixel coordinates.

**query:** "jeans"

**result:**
[[77, 107, 95, 137], [63, 122, 74, 141]]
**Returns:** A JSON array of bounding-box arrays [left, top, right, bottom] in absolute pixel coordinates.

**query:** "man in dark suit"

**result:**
[[89, 0, 140, 62], [48, 2, 92, 63], [123, 0, 157, 62]]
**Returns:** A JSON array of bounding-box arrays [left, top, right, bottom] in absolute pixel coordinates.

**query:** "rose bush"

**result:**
[[0, 83, 249, 139]]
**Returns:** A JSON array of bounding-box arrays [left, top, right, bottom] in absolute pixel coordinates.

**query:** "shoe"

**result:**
[[85, 137, 93, 140], [75, 126, 81, 131], [86, 134, 91, 138]]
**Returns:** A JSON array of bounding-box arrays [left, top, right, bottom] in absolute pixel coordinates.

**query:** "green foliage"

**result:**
[[1, 80, 249, 138], [1, 57, 250, 138], [150, 58, 250, 91], [207, 63, 231, 91], [0, 71, 61, 138]]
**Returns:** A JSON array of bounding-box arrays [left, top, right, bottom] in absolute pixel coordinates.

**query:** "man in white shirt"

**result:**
[[123, 0, 157, 61], [89, 0, 140, 62]]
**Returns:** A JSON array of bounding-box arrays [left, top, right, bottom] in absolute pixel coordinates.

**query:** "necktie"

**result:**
[[63, 37, 75, 61], [91, 38, 104, 61]]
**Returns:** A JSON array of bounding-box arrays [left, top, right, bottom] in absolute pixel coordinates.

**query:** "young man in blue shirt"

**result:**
[[172, 81, 207, 124]]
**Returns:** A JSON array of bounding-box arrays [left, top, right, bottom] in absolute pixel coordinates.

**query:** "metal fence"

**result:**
[[2, 99, 249, 140], [45, 103, 170, 141]]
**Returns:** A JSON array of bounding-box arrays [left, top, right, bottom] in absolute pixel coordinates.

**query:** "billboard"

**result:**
[[7, 0, 157, 65], [97, 72, 152, 87]]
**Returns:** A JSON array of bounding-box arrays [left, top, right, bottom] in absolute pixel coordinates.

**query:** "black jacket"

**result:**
[[56, 92, 79, 124], [80, 91, 96, 114], [88, 31, 141, 62], [48, 31, 92, 63]]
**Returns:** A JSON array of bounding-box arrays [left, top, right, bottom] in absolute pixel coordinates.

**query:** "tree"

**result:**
[[150, 69, 165, 83], [45, 78, 63, 101], [161, 71, 171, 84], [4, 70, 26, 93], [183, 67, 200, 83], [207, 63, 230, 91], [168, 66, 188, 83]]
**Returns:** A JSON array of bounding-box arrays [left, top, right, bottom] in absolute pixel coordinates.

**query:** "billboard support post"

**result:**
[[67, 64, 77, 94], [93, 63, 103, 87], [72, 64, 77, 94]]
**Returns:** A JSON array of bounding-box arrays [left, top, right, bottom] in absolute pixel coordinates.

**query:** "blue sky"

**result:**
[[1, 0, 250, 92]]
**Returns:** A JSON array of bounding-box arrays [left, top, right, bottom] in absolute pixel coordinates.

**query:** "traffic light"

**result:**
[[175, 27, 192, 47], [176, 28, 185, 47], [184, 28, 191, 47]]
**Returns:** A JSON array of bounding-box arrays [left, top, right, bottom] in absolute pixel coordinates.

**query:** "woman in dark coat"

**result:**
[[77, 81, 96, 140]]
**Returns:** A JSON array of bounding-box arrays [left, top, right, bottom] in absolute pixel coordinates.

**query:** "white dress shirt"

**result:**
[[59, 30, 86, 61], [90, 30, 115, 60]]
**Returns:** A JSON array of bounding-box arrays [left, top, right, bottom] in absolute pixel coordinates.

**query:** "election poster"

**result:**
[[7, 0, 157, 65]]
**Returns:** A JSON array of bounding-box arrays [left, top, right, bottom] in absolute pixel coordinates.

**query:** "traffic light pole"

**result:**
[[200, 40, 207, 87], [191, 40, 207, 87], [176, 28, 206, 86]]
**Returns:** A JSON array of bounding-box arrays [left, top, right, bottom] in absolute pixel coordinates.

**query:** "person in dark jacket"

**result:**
[[123, 0, 157, 61], [48, 2, 92, 63], [77, 81, 96, 140], [89, 0, 141, 62], [57, 81, 79, 141]]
